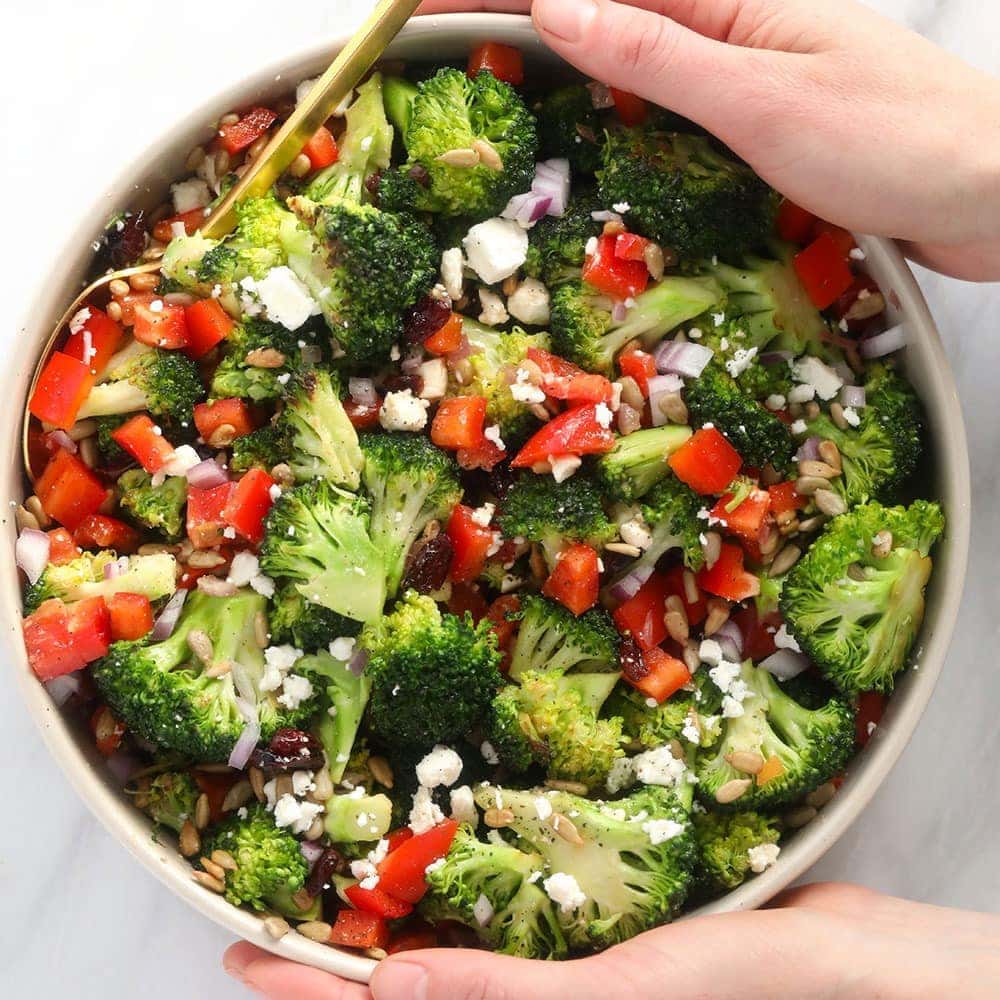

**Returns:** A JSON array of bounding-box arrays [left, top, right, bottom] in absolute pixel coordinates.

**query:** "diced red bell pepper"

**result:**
[[617, 348, 657, 397], [47, 528, 81, 565], [111, 414, 176, 474], [106, 592, 154, 641], [768, 480, 806, 516], [63, 307, 123, 377], [485, 595, 521, 673], [732, 604, 782, 662], [610, 88, 648, 126], [456, 436, 507, 472], [23, 596, 111, 680], [582, 233, 649, 300], [542, 543, 599, 616], [446, 504, 495, 584], [615, 232, 652, 262], [794, 232, 855, 311], [613, 572, 670, 651], [526, 347, 613, 405], [184, 299, 235, 360], [217, 107, 278, 155], [90, 705, 127, 757], [710, 488, 771, 546], [447, 581, 489, 622], [855, 691, 886, 747], [423, 312, 465, 355], [385, 828, 414, 855], [697, 542, 761, 602], [344, 396, 382, 431], [222, 468, 275, 544], [345, 883, 414, 920], [187, 482, 236, 549], [668, 427, 742, 495], [468, 41, 524, 85], [194, 397, 255, 443], [132, 299, 188, 350], [73, 514, 140, 554], [152, 208, 205, 244], [388, 922, 440, 955], [328, 910, 390, 951], [35, 449, 108, 531], [811, 220, 856, 260], [302, 125, 339, 171], [431, 396, 488, 451], [776, 199, 817, 245], [29, 352, 94, 430], [628, 647, 691, 703], [661, 564, 707, 626], [70, 596, 113, 664], [512, 404, 615, 468], [193, 769, 240, 823], [376, 819, 459, 904]]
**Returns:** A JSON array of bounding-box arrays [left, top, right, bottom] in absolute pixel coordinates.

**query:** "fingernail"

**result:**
[[535, 0, 598, 43], [371, 960, 427, 1000]]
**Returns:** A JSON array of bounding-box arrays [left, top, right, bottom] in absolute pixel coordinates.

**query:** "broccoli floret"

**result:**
[[77, 348, 204, 429], [362, 591, 502, 749], [460, 320, 550, 443], [780, 500, 944, 695], [117, 469, 187, 540], [535, 85, 604, 175], [95, 414, 129, 463], [268, 583, 361, 653], [134, 771, 200, 834], [802, 364, 923, 507], [685, 364, 795, 470], [259, 479, 386, 625], [278, 369, 364, 488], [733, 357, 795, 403], [696, 659, 855, 810], [210, 317, 314, 403], [201, 804, 312, 917], [594, 425, 693, 502], [24, 551, 176, 613], [599, 130, 775, 260], [422, 824, 568, 959], [550, 277, 723, 376], [488, 670, 623, 790], [476, 784, 696, 949], [379, 68, 538, 218], [607, 686, 721, 751], [92, 589, 321, 761], [508, 593, 620, 680], [359, 432, 462, 598], [499, 472, 616, 568], [692, 810, 782, 896], [523, 189, 602, 285], [230, 423, 288, 472]]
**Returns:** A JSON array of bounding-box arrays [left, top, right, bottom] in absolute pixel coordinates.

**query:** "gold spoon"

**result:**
[[22, 0, 422, 476]]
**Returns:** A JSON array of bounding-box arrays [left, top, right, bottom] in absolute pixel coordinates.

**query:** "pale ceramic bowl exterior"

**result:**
[[6, 14, 971, 982]]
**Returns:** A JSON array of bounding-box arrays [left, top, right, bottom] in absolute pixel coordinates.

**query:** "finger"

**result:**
[[417, 1, 532, 13], [223, 942, 373, 1000]]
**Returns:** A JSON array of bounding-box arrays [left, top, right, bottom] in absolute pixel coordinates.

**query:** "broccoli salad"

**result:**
[[19, 41, 943, 960]]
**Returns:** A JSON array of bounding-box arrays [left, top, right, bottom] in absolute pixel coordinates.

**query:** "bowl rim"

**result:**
[[7, 12, 971, 982]]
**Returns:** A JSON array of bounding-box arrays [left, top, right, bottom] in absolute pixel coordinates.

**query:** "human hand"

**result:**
[[223, 882, 1000, 999], [418, 1, 1000, 280]]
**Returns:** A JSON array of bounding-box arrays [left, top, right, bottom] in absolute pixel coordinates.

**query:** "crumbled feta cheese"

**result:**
[[612, 201, 631, 213], [450, 785, 477, 824], [250, 573, 275, 598], [483, 424, 506, 452], [350, 859, 377, 882], [709, 658, 741, 692], [295, 76, 320, 104], [721, 695, 745, 718], [534, 795, 553, 821], [842, 406, 861, 427], [273, 794, 323, 835], [68, 307, 91, 335], [765, 394, 786, 411], [792, 357, 843, 401], [478, 288, 510, 327], [790, 419, 808, 436], [788, 383, 816, 404], [149, 299, 164, 314], [480, 741, 500, 765], [632, 746, 687, 788], [171, 178, 211, 213], [681, 716, 702, 745], [594, 402, 613, 429], [409, 785, 445, 834], [747, 842, 781, 873], [260, 643, 303, 692], [254, 266, 320, 330], [390, 344, 401, 362], [606, 756, 635, 794], [774, 624, 801, 652], [724, 346, 758, 379], [424, 858, 447, 876], [510, 377, 546, 404], [584, 235, 599, 257], [462, 218, 529, 284], [291, 770, 316, 797], [416, 745, 464, 789], [543, 873, 586, 914], [549, 454, 582, 483], [849, 247, 866, 261], [440, 247, 465, 300], [619, 516, 653, 550], [268, 484, 283, 502], [470, 502, 496, 527], [379, 389, 430, 432], [507, 277, 551, 326], [228, 551, 262, 587], [473, 894, 495, 927], [417, 358, 449, 401], [642, 819, 686, 845], [278, 673, 314, 709], [699, 639, 723, 667], [152, 444, 201, 484], [329, 636, 356, 661]]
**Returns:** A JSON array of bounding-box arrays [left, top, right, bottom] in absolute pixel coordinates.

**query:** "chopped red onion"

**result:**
[[46, 673, 83, 707], [301, 840, 325, 866], [348, 648, 369, 677], [795, 436, 821, 462], [713, 620, 744, 662], [586, 81, 614, 109], [612, 301, 628, 323], [103, 556, 129, 580], [401, 347, 425, 374], [591, 209, 623, 223], [647, 373, 684, 427], [531, 159, 569, 217], [348, 376, 378, 406], [47, 429, 77, 454], [228, 718, 260, 770], [231, 663, 259, 713], [860, 324, 906, 359], [840, 384, 867, 409], [502, 191, 552, 225], [106, 750, 143, 784], [760, 350, 793, 367], [606, 563, 654, 604], [759, 649, 810, 680], [16, 528, 50, 584], [186, 458, 229, 490], [151, 589, 187, 640], [654, 340, 714, 378]]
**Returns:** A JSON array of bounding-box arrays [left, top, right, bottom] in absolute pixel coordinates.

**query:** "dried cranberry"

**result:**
[[402, 534, 454, 594], [305, 846, 348, 898], [403, 293, 452, 345], [99, 211, 148, 270], [487, 461, 517, 502], [270, 727, 322, 756], [407, 164, 431, 188], [365, 171, 383, 205], [249, 728, 325, 772], [619, 634, 649, 682], [383, 373, 424, 395]]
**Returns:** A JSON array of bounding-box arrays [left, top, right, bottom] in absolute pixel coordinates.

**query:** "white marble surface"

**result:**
[[2, 1, 998, 996]]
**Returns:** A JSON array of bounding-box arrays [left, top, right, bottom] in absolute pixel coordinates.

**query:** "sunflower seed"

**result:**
[[770, 544, 802, 577], [551, 813, 584, 846], [192, 870, 225, 893], [221, 780, 253, 813], [784, 805, 818, 829], [805, 782, 837, 809], [200, 857, 226, 881], [263, 916, 290, 939], [297, 921, 332, 943], [715, 778, 752, 804], [798, 459, 839, 479], [436, 147, 480, 168], [211, 849, 238, 871], [179, 821, 200, 857], [368, 755, 394, 789], [814, 489, 847, 517], [194, 793, 210, 830], [871, 530, 893, 558], [725, 751, 765, 775], [484, 807, 514, 828], [471, 139, 503, 171]]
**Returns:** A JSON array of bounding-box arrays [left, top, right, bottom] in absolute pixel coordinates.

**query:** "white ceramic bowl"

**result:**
[[6, 13, 971, 982]]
